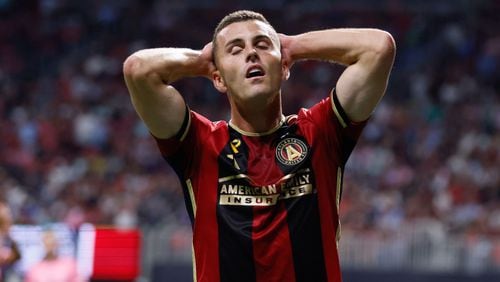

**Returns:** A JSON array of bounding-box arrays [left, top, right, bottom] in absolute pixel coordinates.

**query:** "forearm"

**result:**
[[122, 48, 209, 139], [282, 28, 395, 122], [286, 28, 395, 66], [123, 48, 209, 85]]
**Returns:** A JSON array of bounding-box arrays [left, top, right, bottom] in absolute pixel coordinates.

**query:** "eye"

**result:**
[[229, 46, 243, 55], [256, 41, 270, 49]]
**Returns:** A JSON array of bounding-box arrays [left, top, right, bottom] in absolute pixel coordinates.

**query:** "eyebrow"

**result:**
[[253, 34, 272, 43]]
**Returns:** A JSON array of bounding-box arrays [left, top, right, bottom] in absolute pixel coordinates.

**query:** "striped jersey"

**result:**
[[154, 91, 366, 282]]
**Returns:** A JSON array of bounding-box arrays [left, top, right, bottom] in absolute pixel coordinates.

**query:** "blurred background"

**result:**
[[0, 0, 499, 281]]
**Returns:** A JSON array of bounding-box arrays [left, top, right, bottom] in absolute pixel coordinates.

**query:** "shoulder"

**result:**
[[189, 111, 228, 137], [154, 110, 228, 157], [293, 95, 334, 126], [297, 89, 368, 129], [162, 110, 227, 142]]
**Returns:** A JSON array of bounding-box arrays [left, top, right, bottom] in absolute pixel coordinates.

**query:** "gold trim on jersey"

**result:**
[[186, 179, 196, 217], [180, 108, 192, 142], [330, 90, 347, 128], [218, 168, 311, 184], [192, 243, 197, 282], [219, 194, 280, 206], [335, 167, 342, 212], [218, 174, 251, 183], [336, 166, 343, 245], [218, 168, 313, 206], [228, 115, 286, 137]]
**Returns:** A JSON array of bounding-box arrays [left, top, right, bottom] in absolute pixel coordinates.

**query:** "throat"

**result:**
[[228, 91, 283, 136]]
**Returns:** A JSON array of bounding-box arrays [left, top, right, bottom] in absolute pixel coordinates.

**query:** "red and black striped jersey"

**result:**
[[154, 90, 366, 282]]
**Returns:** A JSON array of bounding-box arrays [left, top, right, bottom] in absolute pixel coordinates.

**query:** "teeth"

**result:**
[[247, 67, 263, 78]]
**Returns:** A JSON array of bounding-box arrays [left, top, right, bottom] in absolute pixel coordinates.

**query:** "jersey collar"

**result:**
[[229, 115, 286, 137]]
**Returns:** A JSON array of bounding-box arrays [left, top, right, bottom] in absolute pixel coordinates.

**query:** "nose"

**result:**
[[246, 48, 259, 62]]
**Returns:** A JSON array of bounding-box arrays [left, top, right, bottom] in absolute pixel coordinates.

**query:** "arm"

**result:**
[[9, 240, 20, 263], [0, 237, 20, 266], [123, 44, 215, 139], [280, 28, 396, 122]]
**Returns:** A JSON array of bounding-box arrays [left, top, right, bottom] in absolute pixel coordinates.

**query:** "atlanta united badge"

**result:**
[[275, 137, 308, 166]]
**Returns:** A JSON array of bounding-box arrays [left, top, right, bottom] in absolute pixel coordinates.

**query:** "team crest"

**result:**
[[275, 137, 308, 166]]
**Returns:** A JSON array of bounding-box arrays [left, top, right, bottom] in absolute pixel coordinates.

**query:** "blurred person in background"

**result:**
[[24, 230, 83, 282], [124, 9, 395, 282], [0, 201, 21, 282]]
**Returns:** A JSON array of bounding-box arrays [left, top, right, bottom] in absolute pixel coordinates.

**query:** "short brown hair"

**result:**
[[212, 10, 274, 63]]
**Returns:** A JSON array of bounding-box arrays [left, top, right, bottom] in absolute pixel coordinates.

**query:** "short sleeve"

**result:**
[[307, 89, 368, 165], [152, 110, 213, 174]]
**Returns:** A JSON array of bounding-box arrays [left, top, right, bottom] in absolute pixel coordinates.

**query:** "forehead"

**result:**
[[216, 20, 277, 45]]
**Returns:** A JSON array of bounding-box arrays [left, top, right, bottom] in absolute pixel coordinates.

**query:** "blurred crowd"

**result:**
[[0, 0, 499, 268]]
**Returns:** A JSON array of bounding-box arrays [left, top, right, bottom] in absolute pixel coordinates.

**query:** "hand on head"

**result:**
[[278, 33, 294, 70], [200, 42, 217, 78]]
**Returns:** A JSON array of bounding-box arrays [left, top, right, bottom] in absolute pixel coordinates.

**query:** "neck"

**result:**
[[229, 93, 283, 135]]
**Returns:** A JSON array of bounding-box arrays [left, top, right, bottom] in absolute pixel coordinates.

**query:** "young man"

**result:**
[[124, 10, 395, 282]]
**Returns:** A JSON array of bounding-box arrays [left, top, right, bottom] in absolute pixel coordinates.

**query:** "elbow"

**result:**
[[123, 51, 172, 85], [123, 53, 147, 81], [373, 30, 396, 62]]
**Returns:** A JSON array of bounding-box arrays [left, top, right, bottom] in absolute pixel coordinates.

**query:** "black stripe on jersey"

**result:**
[[275, 125, 327, 281], [217, 128, 256, 282], [284, 184, 327, 282], [331, 88, 350, 124], [174, 104, 191, 140], [164, 158, 196, 228], [181, 179, 196, 227]]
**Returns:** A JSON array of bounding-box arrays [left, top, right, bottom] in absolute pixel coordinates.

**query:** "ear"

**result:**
[[281, 61, 290, 81], [212, 70, 227, 93]]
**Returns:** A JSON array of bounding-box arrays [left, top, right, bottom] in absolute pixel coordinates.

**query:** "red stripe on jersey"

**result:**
[[244, 134, 295, 282], [157, 113, 230, 282], [303, 96, 363, 282], [253, 204, 295, 282], [193, 122, 229, 282]]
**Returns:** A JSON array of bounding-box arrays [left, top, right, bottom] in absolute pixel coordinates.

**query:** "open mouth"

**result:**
[[246, 66, 265, 79]]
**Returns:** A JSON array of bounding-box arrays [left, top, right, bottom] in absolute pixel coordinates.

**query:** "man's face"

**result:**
[[42, 232, 59, 254], [213, 20, 286, 105]]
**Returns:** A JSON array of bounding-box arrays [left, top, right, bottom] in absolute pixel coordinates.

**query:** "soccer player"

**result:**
[[123, 10, 395, 282]]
